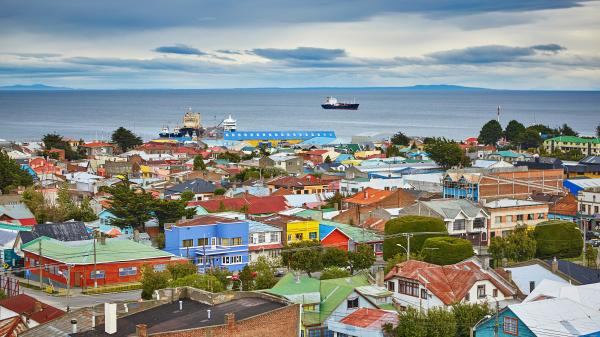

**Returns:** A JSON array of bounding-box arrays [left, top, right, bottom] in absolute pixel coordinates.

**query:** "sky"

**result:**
[[1, 0, 599, 89]]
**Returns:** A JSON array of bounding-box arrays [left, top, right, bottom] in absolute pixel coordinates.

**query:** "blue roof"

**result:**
[[224, 130, 336, 141], [319, 224, 336, 240], [298, 137, 336, 146], [334, 154, 354, 162]]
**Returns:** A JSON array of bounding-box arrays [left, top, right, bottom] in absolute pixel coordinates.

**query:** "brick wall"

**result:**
[[144, 304, 300, 337]]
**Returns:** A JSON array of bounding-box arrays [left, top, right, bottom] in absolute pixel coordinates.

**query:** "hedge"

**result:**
[[83, 282, 142, 295], [383, 215, 448, 260], [421, 237, 474, 265], [533, 220, 583, 259]]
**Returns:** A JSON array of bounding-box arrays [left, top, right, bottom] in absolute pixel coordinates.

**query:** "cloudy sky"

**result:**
[[1, 0, 599, 89]]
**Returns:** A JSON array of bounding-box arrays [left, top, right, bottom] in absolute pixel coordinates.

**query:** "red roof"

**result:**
[[0, 294, 64, 324], [0, 316, 28, 337], [268, 175, 327, 188], [384, 260, 515, 305], [190, 195, 289, 215], [81, 142, 113, 148], [344, 187, 394, 206], [339, 308, 398, 329], [248, 243, 284, 251]]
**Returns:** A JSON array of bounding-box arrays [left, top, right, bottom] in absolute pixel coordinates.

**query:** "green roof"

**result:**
[[266, 273, 371, 325], [21, 237, 175, 264], [545, 136, 600, 144], [492, 150, 530, 158], [0, 222, 32, 231]]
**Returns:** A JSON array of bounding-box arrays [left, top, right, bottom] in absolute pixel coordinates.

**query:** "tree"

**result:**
[[57, 182, 76, 220], [217, 152, 241, 163], [391, 131, 410, 146], [424, 138, 470, 170], [348, 244, 375, 273], [452, 302, 492, 337], [320, 266, 350, 280], [170, 274, 224, 292], [533, 220, 583, 259], [153, 199, 194, 226], [596, 123, 600, 137], [282, 241, 322, 277], [386, 306, 427, 337], [213, 188, 226, 196], [179, 190, 195, 202], [489, 225, 537, 264], [478, 120, 503, 145], [324, 155, 332, 164], [141, 265, 170, 300], [324, 192, 343, 210], [105, 179, 155, 229], [585, 244, 598, 268], [528, 124, 559, 138], [425, 307, 457, 337], [386, 145, 402, 158], [251, 256, 277, 289], [193, 155, 206, 171], [238, 265, 255, 291], [0, 151, 33, 193], [111, 127, 142, 152], [504, 120, 526, 143], [321, 248, 348, 268], [421, 237, 474, 265], [77, 196, 98, 222], [384, 216, 448, 260], [207, 268, 232, 289], [167, 262, 198, 280], [42, 133, 80, 160], [519, 128, 542, 149], [559, 123, 578, 136]]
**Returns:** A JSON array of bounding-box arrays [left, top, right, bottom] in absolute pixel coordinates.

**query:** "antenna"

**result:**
[[497, 105, 501, 123]]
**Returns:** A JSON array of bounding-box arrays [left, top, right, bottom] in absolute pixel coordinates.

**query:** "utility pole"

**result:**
[[93, 235, 98, 288], [66, 264, 72, 312], [494, 300, 499, 337], [38, 239, 43, 289], [402, 233, 414, 260]]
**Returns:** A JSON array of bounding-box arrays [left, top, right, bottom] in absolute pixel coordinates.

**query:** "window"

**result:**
[[473, 218, 485, 228], [387, 281, 395, 292], [295, 233, 303, 241], [506, 215, 513, 223], [493, 289, 498, 297], [182, 239, 193, 247], [222, 255, 243, 265], [272, 232, 280, 243], [288, 234, 292, 242], [258, 233, 265, 243], [347, 297, 359, 309], [309, 232, 317, 240], [453, 219, 466, 231], [527, 213, 534, 220], [153, 264, 167, 272], [465, 293, 470, 301], [538, 213, 545, 219], [221, 237, 242, 246], [504, 317, 518, 335], [119, 267, 137, 277], [90, 270, 106, 279], [398, 279, 419, 297], [477, 285, 486, 298], [516, 214, 524, 221], [421, 289, 428, 299], [495, 216, 502, 224], [197, 238, 209, 246]]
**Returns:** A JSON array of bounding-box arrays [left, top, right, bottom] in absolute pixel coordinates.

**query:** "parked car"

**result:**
[[586, 231, 600, 239], [590, 239, 600, 247]]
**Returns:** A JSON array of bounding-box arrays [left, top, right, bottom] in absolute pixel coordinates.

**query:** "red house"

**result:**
[[22, 237, 182, 288], [320, 225, 351, 251]]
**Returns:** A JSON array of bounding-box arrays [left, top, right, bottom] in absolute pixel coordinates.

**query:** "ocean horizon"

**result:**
[[1, 88, 598, 142]]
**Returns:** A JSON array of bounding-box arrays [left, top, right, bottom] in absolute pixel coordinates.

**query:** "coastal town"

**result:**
[[0, 113, 599, 337]]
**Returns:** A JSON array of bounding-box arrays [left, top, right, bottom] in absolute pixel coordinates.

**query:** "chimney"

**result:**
[[529, 281, 535, 293], [104, 303, 117, 335], [505, 270, 512, 283], [133, 230, 140, 242], [207, 309, 211, 320], [375, 266, 385, 287], [225, 313, 236, 330], [363, 190, 368, 199], [551, 257, 558, 273], [295, 273, 301, 284], [179, 300, 183, 311], [136, 324, 148, 337], [33, 301, 43, 313], [71, 319, 78, 334]]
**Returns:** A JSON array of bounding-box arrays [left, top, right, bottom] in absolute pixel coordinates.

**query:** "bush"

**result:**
[[170, 274, 225, 292], [383, 216, 448, 260], [320, 267, 351, 280], [421, 237, 474, 265], [321, 248, 349, 268], [533, 220, 583, 259], [167, 262, 197, 280]]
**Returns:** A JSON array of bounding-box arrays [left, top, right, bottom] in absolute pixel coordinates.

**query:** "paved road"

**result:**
[[21, 287, 142, 311]]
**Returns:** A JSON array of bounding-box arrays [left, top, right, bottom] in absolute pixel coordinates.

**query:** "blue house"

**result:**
[[163, 215, 249, 273], [98, 209, 117, 225], [475, 298, 600, 337]]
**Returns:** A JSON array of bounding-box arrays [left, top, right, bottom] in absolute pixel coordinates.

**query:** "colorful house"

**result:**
[[21, 237, 179, 288], [319, 224, 351, 251], [474, 298, 600, 337], [256, 214, 319, 243], [248, 220, 283, 262], [163, 215, 249, 272], [0, 204, 36, 226]]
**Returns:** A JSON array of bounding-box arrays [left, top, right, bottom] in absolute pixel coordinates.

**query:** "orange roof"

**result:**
[[82, 142, 113, 148], [385, 260, 515, 305], [344, 187, 393, 206], [339, 308, 398, 329]]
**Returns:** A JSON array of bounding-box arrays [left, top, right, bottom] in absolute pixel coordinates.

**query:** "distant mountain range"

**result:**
[[0, 83, 490, 91], [0, 84, 73, 90]]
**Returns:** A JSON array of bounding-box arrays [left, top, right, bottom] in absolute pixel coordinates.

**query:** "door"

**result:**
[[74, 272, 81, 287]]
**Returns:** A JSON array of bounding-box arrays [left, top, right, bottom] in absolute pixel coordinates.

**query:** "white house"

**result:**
[[247, 220, 283, 262]]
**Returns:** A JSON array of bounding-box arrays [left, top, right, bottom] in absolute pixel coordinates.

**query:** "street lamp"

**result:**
[[470, 314, 492, 337], [396, 244, 409, 261]]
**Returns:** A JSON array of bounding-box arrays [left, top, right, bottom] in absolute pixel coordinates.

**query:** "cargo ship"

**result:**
[[321, 96, 359, 110], [158, 108, 203, 139]]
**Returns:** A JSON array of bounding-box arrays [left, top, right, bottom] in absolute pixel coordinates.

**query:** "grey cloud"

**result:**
[[531, 44, 567, 53], [424, 44, 567, 64], [252, 47, 346, 61], [216, 49, 244, 55], [153, 44, 206, 56]]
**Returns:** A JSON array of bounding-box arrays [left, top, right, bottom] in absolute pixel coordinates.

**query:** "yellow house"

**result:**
[[544, 136, 600, 156], [285, 219, 320, 243], [354, 150, 381, 159], [259, 214, 320, 243]]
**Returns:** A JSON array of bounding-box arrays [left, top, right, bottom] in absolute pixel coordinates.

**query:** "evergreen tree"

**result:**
[[424, 138, 470, 170], [391, 131, 410, 146], [559, 123, 578, 136], [0, 151, 33, 193], [111, 127, 142, 152], [519, 128, 542, 149], [105, 179, 154, 229], [504, 120, 526, 143], [477, 120, 503, 145], [596, 124, 600, 137], [193, 155, 206, 171]]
